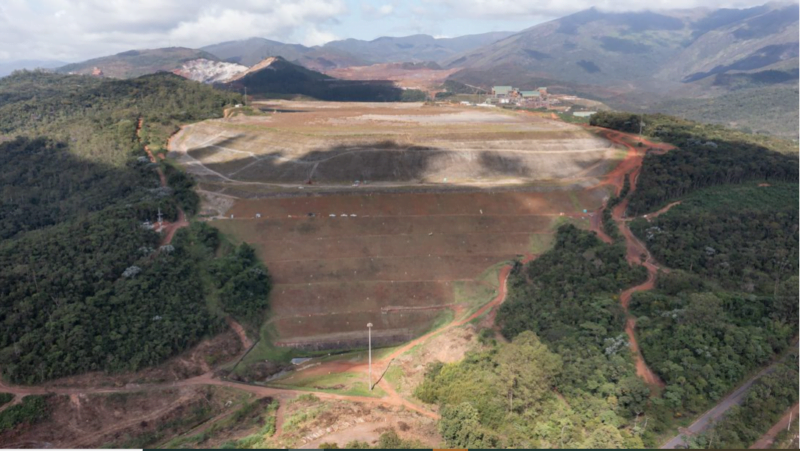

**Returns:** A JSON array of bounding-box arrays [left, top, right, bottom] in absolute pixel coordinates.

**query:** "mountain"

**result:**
[[200, 32, 515, 70], [56, 47, 219, 78], [444, 3, 799, 138], [217, 56, 424, 101], [0, 59, 67, 77], [322, 32, 515, 64], [202, 37, 314, 66]]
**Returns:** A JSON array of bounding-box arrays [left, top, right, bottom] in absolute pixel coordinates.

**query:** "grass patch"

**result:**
[[384, 364, 405, 393], [162, 398, 278, 449], [0, 394, 48, 433], [550, 215, 590, 230], [528, 234, 555, 254], [269, 371, 387, 398]]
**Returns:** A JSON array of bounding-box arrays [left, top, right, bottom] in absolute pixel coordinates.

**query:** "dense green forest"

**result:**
[[0, 72, 271, 384], [415, 226, 650, 448], [627, 182, 798, 415], [630, 182, 798, 292], [590, 112, 798, 214], [687, 350, 799, 449]]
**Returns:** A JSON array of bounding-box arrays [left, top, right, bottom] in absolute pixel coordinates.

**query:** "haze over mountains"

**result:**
[[20, 2, 799, 138]]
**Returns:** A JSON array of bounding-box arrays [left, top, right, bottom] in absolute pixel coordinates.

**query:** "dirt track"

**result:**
[[596, 128, 672, 388], [136, 117, 189, 246], [750, 403, 799, 449]]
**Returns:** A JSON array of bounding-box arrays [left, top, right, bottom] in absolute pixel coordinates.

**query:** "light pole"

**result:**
[[367, 322, 373, 390]]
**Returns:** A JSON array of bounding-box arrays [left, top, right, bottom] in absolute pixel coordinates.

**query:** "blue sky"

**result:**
[[0, 0, 781, 63]]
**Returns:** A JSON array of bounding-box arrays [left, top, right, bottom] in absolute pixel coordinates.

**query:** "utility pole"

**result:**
[[639, 113, 645, 136], [367, 322, 373, 390]]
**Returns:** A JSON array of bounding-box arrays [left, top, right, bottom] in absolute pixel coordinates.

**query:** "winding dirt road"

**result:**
[[595, 128, 671, 388]]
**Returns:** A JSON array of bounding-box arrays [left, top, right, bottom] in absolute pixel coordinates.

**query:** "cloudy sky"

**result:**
[[0, 0, 780, 63]]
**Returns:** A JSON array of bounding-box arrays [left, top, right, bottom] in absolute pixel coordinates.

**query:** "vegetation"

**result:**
[[56, 47, 219, 79], [651, 84, 799, 139], [210, 242, 272, 327], [498, 225, 646, 341], [414, 225, 648, 448], [687, 350, 798, 449], [630, 182, 798, 292], [627, 182, 798, 414], [590, 111, 798, 214], [171, 398, 279, 449], [0, 395, 49, 433], [0, 70, 241, 165], [414, 112, 798, 448], [326, 429, 427, 449], [602, 173, 631, 241], [0, 71, 269, 384]]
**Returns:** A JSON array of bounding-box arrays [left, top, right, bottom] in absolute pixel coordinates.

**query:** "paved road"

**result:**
[[661, 360, 784, 448]]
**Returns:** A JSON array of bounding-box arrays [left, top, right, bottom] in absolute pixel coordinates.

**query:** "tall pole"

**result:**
[[367, 322, 373, 390]]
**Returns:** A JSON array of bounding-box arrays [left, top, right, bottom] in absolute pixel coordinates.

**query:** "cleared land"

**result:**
[[173, 101, 621, 351], [171, 101, 617, 197], [213, 188, 607, 349]]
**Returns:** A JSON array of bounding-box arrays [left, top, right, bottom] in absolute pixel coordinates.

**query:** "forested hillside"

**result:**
[[416, 225, 650, 448], [627, 182, 798, 416], [0, 72, 271, 384], [590, 112, 798, 214]]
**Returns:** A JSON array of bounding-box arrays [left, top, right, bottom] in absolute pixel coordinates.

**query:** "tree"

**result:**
[[495, 331, 562, 413], [439, 402, 500, 448], [585, 425, 625, 449]]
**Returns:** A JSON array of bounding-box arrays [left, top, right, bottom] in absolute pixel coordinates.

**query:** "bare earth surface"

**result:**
[[170, 100, 617, 194], [750, 403, 799, 449]]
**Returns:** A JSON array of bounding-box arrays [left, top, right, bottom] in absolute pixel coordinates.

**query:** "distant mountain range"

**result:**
[[200, 32, 515, 71], [0, 60, 67, 77], [444, 4, 798, 90], [56, 47, 218, 78], [443, 3, 798, 137], [28, 2, 798, 137]]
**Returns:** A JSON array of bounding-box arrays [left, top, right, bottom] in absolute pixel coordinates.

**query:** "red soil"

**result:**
[[750, 403, 799, 449], [599, 128, 671, 388]]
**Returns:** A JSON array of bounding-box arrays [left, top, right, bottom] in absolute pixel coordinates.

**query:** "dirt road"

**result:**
[[750, 403, 799, 449], [136, 117, 188, 246], [594, 128, 669, 388]]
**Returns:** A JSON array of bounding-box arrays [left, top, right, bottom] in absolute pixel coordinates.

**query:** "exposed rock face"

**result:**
[[173, 58, 248, 83]]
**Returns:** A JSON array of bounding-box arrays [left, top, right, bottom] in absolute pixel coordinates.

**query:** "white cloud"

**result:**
[[424, 0, 784, 19], [0, 0, 346, 63], [361, 1, 398, 19], [303, 25, 340, 46]]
